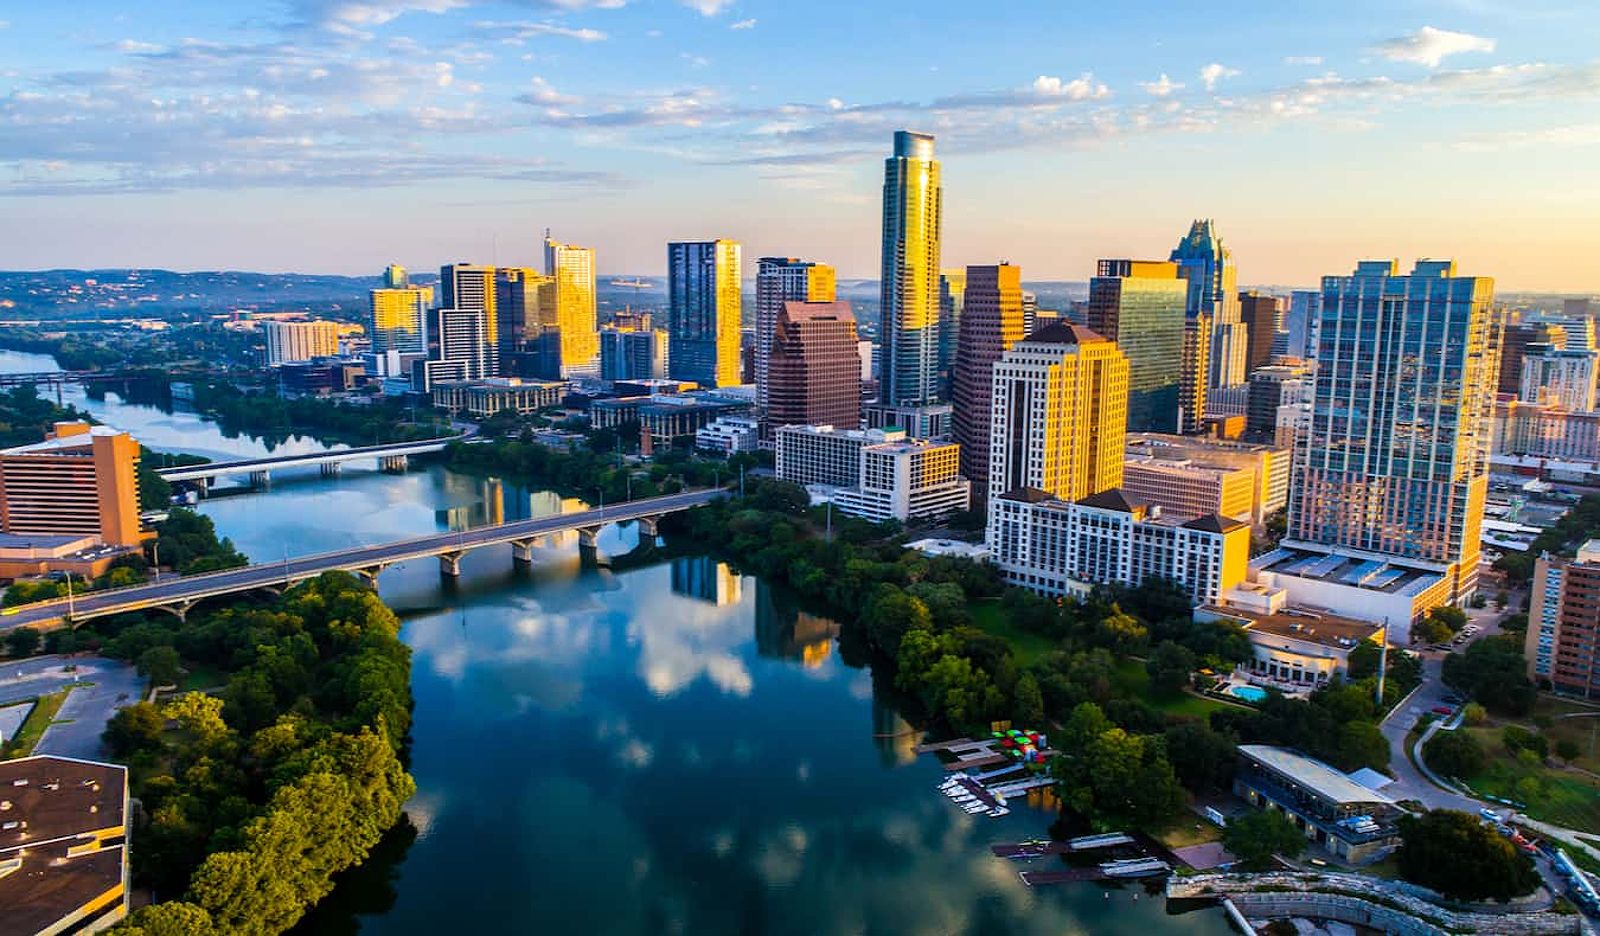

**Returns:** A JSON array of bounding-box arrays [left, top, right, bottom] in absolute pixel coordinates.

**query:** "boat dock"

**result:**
[[944, 776, 1001, 811], [1019, 868, 1102, 886], [1067, 832, 1136, 852], [1099, 857, 1172, 879], [988, 776, 1057, 798], [991, 841, 1072, 860]]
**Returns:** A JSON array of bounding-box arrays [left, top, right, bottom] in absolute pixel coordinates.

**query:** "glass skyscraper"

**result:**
[[543, 234, 600, 377], [1170, 219, 1246, 388], [878, 130, 942, 407], [1086, 259, 1189, 433], [1287, 259, 1495, 601], [668, 239, 743, 388]]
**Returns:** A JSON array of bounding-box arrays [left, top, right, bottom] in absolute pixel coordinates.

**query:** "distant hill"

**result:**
[[0, 269, 383, 318]]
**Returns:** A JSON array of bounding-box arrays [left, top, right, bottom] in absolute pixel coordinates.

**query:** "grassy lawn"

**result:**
[[968, 601, 1058, 667], [1113, 659, 1233, 719], [1150, 814, 1225, 849], [1457, 722, 1600, 834], [179, 663, 228, 692], [0, 688, 70, 759], [1534, 695, 1600, 774]]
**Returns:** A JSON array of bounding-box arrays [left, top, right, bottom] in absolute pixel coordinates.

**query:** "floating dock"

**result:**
[[1067, 832, 1136, 852], [1019, 868, 1102, 886], [991, 841, 1072, 860], [1099, 857, 1172, 879]]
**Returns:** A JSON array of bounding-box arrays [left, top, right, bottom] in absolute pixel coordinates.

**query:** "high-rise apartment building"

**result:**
[[1239, 291, 1283, 375], [543, 235, 600, 377], [668, 239, 743, 388], [1526, 541, 1600, 697], [755, 258, 835, 414], [440, 262, 498, 352], [1519, 342, 1599, 412], [767, 301, 861, 431], [0, 422, 146, 547], [937, 268, 967, 395], [264, 320, 339, 365], [1280, 259, 1495, 611], [1170, 219, 1246, 388], [986, 323, 1129, 502], [599, 326, 668, 382], [368, 284, 432, 356], [951, 263, 1026, 493], [879, 130, 942, 407], [421, 306, 494, 388], [1087, 259, 1188, 433], [1282, 290, 1320, 361], [1246, 362, 1313, 440]]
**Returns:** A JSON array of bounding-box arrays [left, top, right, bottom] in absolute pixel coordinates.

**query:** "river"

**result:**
[[0, 350, 1229, 935]]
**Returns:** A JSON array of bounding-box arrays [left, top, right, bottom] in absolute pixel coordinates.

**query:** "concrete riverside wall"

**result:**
[[1168, 872, 1581, 935]]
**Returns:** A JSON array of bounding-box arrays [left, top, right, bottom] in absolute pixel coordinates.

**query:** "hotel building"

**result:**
[[1121, 454, 1256, 525], [263, 320, 338, 365], [774, 424, 969, 523], [0, 422, 147, 548]]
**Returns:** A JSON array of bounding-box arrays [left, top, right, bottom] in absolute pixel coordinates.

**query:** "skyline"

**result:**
[[2, 2, 1599, 290]]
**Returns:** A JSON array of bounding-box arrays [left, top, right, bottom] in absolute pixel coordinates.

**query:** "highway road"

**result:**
[[156, 435, 463, 480], [0, 488, 721, 631]]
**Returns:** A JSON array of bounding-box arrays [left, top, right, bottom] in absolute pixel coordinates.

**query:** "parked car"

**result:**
[[1432, 705, 1454, 715]]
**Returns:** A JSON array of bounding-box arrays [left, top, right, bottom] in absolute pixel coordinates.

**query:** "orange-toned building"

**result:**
[[0, 422, 149, 548]]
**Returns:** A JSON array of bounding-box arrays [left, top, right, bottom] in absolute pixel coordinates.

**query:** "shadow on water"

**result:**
[[290, 815, 420, 935]]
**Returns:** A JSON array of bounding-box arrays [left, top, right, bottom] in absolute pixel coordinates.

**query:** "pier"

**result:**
[[1068, 832, 1136, 852]]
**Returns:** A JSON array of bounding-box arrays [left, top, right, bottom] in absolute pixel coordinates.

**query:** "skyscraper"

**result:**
[[1286, 259, 1495, 604], [599, 325, 668, 381], [879, 130, 942, 407], [382, 263, 409, 289], [544, 234, 600, 377], [494, 267, 553, 361], [368, 283, 432, 356], [767, 300, 861, 431], [427, 306, 494, 385], [986, 322, 1129, 502], [1239, 291, 1283, 375], [439, 263, 499, 376], [952, 263, 1026, 493], [1086, 259, 1188, 433], [937, 268, 967, 396], [756, 257, 836, 414], [1180, 312, 1212, 433], [1170, 219, 1246, 388], [668, 239, 743, 388]]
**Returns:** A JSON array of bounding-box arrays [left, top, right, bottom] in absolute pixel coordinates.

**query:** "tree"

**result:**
[[1501, 724, 1548, 759], [138, 645, 183, 687], [1442, 636, 1535, 716], [1012, 671, 1044, 726], [1164, 721, 1237, 793], [1146, 640, 1197, 695], [1425, 730, 1486, 779], [1223, 810, 1305, 869], [43, 628, 80, 655], [1396, 810, 1540, 902], [118, 902, 216, 935], [103, 702, 167, 759], [1461, 702, 1488, 726], [1094, 607, 1148, 657], [1427, 606, 1469, 632], [1556, 739, 1581, 762], [4, 626, 40, 658]]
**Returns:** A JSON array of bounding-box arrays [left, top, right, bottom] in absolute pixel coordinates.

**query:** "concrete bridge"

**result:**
[[156, 436, 466, 486], [0, 488, 722, 630]]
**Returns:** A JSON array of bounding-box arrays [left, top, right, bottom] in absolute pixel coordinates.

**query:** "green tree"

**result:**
[[43, 628, 80, 655], [4, 626, 40, 658], [1396, 810, 1540, 902], [1146, 640, 1197, 695], [1164, 721, 1237, 793], [1425, 730, 1486, 779], [138, 645, 183, 687], [1501, 724, 1548, 759], [1442, 636, 1535, 716], [117, 901, 216, 935], [1013, 671, 1045, 726], [1223, 809, 1306, 869], [103, 702, 167, 759], [1094, 607, 1148, 657], [1556, 739, 1582, 761], [1461, 702, 1487, 726]]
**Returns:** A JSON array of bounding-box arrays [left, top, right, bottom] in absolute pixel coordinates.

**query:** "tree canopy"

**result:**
[[1395, 810, 1541, 902]]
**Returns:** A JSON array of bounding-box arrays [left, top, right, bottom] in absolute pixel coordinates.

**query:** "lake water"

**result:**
[[0, 349, 1229, 934]]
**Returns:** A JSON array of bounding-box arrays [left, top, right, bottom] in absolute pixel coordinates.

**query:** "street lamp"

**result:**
[[151, 540, 160, 584]]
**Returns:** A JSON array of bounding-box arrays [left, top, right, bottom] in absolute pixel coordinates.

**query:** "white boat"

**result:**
[[988, 807, 1010, 818], [963, 803, 988, 813]]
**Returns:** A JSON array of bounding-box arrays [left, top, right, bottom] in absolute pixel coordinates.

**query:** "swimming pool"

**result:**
[[1228, 685, 1269, 703]]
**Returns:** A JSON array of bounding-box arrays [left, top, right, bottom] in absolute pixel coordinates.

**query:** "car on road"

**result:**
[[1432, 705, 1454, 716]]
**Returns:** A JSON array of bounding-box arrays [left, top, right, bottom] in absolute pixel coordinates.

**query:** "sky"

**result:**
[[1, 1, 1599, 291]]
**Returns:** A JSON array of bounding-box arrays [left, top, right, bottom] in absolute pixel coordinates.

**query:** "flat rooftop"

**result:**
[[1238, 745, 1396, 806], [1210, 605, 1382, 651], [0, 755, 127, 935], [1252, 547, 1442, 597]]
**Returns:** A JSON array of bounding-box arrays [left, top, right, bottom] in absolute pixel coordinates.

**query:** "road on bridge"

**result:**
[[155, 435, 466, 480], [0, 488, 722, 631]]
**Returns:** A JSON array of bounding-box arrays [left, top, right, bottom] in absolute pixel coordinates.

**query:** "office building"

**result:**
[[1170, 219, 1246, 388], [590, 390, 752, 443], [1497, 319, 1560, 396], [1282, 289, 1319, 361], [264, 320, 338, 365], [1519, 342, 1599, 412], [1086, 260, 1186, 433], [862, 402, 953, 440], [756, 258, 835, 413], [1239, 291, 1283, 375], [440, 263, 499, 359], [767, 301, 861, 432], [493, 267, 553, 359], [937, 268, 967, 395], [599, 325, 669, 382], [1271, 259, 1496, 630], [382, 263, 408, 289], [986, 323, 1129, 502], [668, 239, 743, 388], [1126, 432, 1291, 522], [430, 377, 566, 418], [695, 415, 761, 455], [988, 487, 1249, 606], [879, 130, 943, 407], [418, 306, 494, 390], [542, 235, 600, 377], [368, 283, 432, 357], [0, 422, 147, 548], [0, 755, 130, 935], [1492, 400, 1600, 466], [775, 424, 969, 523], [1246, 361, 1313, 440], [1527, 540, 1600, 696], [1180, 313, 1212, 433], [951, 263, 1026, 492], [1121, 454, 1255, 524], [1234, 745, 1402, 864]]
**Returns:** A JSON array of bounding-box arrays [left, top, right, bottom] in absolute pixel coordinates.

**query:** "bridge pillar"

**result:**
[[635, 516, 660, 538], [153, 598, 199, 623], [439, 552, 464, 577], [380, 455, 409, 473], [249, 470, 271, 488], [321, 462, 343, 478], [356, 564, 388, 587], [511, 539, 538, 564], [577, 526, 602, 549]]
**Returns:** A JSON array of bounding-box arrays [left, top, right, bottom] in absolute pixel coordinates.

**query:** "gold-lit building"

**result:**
[[985, 322, 1129, 502], [1087, 259, 1189, 433], [368, 284, 433, 356], [544, 235, 601, 376], [880, 130, 942, 407], [263, 320, 339, 365], [0, 422, 148, 548], [440, 263, 499, 353], [667, 239, 742, 388]]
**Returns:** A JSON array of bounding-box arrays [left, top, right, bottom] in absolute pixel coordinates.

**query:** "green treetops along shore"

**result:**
[[100, 572, 415, 935]]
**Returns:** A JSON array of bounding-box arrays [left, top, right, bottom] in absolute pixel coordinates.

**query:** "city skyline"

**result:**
[[2, 2, 1599, 290]]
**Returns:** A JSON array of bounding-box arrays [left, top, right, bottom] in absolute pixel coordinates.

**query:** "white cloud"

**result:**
[[682, 0, 734, 15], [471, 19, 608, 43], [1200, 62, 1241, 90], [1139, 73, 1183, 97], [729, 18, 756, 30], [1375, 26, 1496, 68], [1283, 55, 1323, 66], [1032, 73, 1110, 101], [527, 75, 578, 104], [825, 97, 845, 110]]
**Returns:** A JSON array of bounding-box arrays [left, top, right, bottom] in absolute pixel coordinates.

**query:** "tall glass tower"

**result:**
[[1287, 259, 1496, 601], [879, 130, 942, 407], [668, 239, 743, 388], [1086, 259, 1189, 433], [1170, 219, 1246, 388], [543, 233, 600, 377]]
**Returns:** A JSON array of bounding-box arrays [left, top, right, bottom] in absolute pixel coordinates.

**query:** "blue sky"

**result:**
[[2, 0, 1598, 290]]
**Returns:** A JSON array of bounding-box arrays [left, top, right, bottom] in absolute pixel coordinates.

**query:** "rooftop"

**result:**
[[1237, 745, 1396, 806], [0, 755, 127, 935], [1, 424, 125, 456], [1212, 605, 1383, 651], [1252, 547, 1443, 598], [1019, 322, 1107, 346]]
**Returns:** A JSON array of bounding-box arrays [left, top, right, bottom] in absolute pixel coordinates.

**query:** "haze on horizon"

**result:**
[[2, 0, 1599, 293]]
